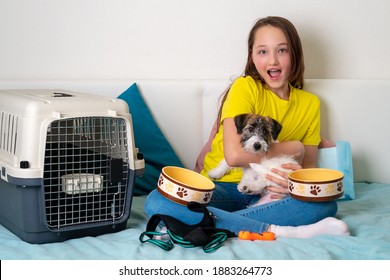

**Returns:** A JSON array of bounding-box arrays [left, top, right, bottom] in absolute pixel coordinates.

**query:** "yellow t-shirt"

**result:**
[[200, 76, 321, 182]]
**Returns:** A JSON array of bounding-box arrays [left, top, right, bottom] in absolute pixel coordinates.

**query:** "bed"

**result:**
[[0, 79, 389, 260], [0, 182, 389, 260]]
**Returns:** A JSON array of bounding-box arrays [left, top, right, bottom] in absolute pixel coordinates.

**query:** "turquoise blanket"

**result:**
[[1, 182, 389, 260]]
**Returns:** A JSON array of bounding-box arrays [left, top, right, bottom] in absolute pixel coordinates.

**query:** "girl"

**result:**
[[144, 16, 349, 238]]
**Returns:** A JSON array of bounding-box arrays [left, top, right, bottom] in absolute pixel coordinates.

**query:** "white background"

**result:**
[[0, 0, 389, 80], [2, 260, 390, 279]]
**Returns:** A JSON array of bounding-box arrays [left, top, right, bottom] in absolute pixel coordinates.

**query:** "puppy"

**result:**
[[239, 155, 297, 205], [208, 113, 298, 206]]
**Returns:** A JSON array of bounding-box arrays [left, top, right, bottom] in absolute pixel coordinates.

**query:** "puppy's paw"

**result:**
[[208, 159, 230, 179], [237, 182, 249, 193], [237, 178, 265, 195], [208, 168, 224, 180]]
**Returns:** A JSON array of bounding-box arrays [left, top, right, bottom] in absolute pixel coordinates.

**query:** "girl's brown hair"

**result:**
[[217, 16, 305, 126]]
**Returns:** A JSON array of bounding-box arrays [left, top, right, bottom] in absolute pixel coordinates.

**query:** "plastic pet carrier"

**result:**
[[0, 89, 144, 244]]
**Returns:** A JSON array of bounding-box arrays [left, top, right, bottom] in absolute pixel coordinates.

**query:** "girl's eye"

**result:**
[[279, 48, 288, 53], [258, 50, 266, 55]]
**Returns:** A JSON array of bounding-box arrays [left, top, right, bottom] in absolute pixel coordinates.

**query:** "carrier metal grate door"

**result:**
[[42, 117, 130, 230]]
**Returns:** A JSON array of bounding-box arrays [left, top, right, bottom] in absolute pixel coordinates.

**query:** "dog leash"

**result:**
[[139, 202, 235, 253], [139, 229, 229, 253]]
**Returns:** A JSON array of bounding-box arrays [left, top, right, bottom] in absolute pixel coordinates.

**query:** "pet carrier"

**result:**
[[0, 89, 144, 244]]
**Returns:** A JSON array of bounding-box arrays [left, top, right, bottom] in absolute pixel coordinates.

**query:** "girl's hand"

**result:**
[[264, 163, 302, 198]]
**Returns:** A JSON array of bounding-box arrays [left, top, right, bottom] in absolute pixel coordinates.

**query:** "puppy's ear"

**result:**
[[234, 114, 250, 134], [269, 118, 283, 140]]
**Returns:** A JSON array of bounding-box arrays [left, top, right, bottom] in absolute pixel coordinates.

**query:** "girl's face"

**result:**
[[251, 25, 292, 99]]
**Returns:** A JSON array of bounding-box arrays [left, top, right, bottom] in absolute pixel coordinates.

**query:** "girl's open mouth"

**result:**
[[268, 69, 281, 78]]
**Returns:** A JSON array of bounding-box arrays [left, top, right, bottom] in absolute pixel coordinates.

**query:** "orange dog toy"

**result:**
[[238, 231, 276, 241]]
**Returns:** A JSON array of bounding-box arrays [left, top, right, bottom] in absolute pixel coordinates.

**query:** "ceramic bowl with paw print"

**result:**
[[288, 168, 344, 202], [157, 166, 215, 205]]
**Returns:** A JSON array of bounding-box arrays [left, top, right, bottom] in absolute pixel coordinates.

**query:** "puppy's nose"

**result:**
[[253, 142, 262, 151]]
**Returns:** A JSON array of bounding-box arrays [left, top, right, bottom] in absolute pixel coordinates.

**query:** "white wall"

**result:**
[[0, 0, 389, 80]]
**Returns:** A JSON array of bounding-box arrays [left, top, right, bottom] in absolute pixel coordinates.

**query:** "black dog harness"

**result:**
[[139, 202, 235, 253]]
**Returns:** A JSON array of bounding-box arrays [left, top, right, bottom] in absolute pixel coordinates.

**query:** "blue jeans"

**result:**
[[144, 182, 338, 235]]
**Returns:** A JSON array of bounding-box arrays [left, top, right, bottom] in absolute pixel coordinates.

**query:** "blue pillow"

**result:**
[[317, 141, 355, 200], [118, 83, 184, 195]]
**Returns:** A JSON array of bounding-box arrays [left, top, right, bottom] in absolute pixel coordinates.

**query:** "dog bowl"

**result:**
[[157, 166, 215, 205], [288, 168, 344, 202]]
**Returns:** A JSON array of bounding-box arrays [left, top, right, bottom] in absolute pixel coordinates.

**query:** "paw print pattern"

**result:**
[[297, 184, 305, 194], [166, 182, 174, 193], [191, 192, 201, 202], [158, 175, 164, 187], [325, 184, 335, 194], [204, 193, 211, 203], [310, 185, 321, 196], [288, 182, 294, 192], [337, 182, 343, 192], [177, 187, 188, 198]]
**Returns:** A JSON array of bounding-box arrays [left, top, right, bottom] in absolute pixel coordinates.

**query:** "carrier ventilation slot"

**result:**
[[43, 116, 130, 230], [0, 111, 18, 155]]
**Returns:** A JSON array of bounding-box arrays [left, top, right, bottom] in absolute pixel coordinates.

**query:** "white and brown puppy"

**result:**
[[208, 113, 298, 206]]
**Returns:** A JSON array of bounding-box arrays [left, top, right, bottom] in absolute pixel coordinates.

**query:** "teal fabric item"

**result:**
[[317, 141, 355, 200], [2, 183, 390, 259], [118, 83, 184, 195]]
